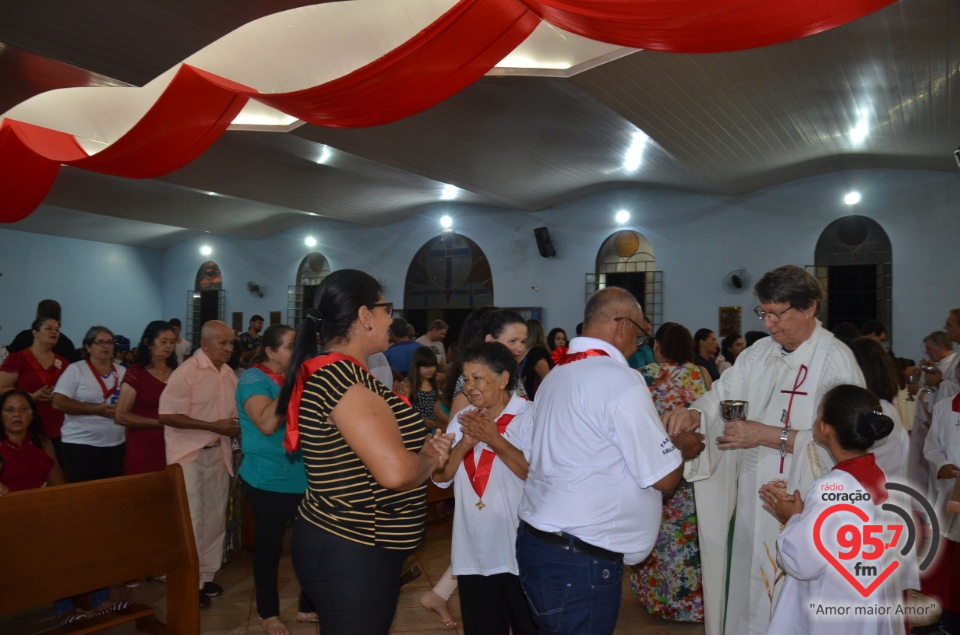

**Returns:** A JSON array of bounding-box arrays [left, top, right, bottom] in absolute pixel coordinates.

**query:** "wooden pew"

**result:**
[[0, 464, 200, 634]]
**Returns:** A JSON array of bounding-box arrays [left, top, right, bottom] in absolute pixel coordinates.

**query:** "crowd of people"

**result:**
[[1, 266, 958, 635]]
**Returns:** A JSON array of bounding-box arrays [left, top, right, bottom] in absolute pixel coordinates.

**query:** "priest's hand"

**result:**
[[662, 407, 701, 437], [672, 431, 706, 461], [759, 484, 803, 524], [717, 419, 766, 449]]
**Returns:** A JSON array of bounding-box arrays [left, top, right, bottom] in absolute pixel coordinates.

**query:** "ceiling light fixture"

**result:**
[[440, 215, 453, 229], [849, 108, 869, 144], [200, 245, 213, 256], [844, 191, 861, 205], [304, 236, 317, 247], [441, 184, 458, 200], [615, 210, 630, 224], [315, 146, 332, 164]]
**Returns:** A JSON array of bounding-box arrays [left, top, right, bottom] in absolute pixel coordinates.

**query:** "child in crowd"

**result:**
[[760, 384, 900, 635], [410, 346, 449, 429]]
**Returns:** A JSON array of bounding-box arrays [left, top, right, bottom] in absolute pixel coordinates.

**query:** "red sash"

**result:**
[[555, 348, 610, 365], [283, 352, 369, 453], [463, 412, 515, 506], [834, 453, 888, 504], [550, 346, 569, 365], [22, 349, 66, 387], [85, 360, 119, 401], [252, 363, 284, 387], [952, 393, 960, 413]]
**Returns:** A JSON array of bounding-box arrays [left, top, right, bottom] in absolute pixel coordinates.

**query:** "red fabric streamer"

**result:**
[[0, 0, 897, 223]]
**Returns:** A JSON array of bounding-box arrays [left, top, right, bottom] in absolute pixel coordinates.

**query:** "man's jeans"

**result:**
[[516, 524, 624, 634]]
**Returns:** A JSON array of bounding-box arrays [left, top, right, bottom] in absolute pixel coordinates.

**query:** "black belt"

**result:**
[[519, 521, 622, 561]]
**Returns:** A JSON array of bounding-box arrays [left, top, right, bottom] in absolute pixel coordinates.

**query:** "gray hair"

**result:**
[[924, 330, 954, 351], [753, 265, 822, 312]]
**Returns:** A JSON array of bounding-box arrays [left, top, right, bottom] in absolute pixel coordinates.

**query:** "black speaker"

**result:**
[[534, 227, 556, 258]]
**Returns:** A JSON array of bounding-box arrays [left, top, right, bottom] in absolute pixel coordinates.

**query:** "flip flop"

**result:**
[[420, 590, 457, 628], [58, 611, 88, 627], [92, 600, 134, 617], [296, 612, 319, 623], [258, 616, 290, 635]]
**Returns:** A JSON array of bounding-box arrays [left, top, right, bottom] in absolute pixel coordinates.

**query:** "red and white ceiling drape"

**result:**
[[0, 0, 897, 222]]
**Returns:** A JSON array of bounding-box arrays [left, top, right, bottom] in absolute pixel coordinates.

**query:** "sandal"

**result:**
[[258, 616, 290, 635], [58, 611, 88, 627], [296, 612, 319, 623], [92, 599, 134, 617], [420, 590, 457, 628]]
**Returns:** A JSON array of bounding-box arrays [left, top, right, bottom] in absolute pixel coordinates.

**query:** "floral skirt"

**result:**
[[630, 480, 704, 622]]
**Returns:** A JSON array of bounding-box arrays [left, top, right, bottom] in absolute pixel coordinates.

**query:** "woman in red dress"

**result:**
[[115, 321, 177, 474], [0, 317, 69, 457]]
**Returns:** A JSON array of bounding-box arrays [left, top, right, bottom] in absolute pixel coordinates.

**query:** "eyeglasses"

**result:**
[[614, 316, 650, 345], [753, 305, 794, 323], [91, 339, 115, 347], [372, 302, 394, 318]]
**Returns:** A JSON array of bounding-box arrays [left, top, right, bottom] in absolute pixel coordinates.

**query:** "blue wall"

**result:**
[[2, 168, 957, 361]]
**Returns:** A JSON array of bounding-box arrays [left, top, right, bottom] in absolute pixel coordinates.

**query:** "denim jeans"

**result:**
[[516, 525, 624, 635]]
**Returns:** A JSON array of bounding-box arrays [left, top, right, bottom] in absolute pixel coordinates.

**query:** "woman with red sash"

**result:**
[[761, 385, 900, 635], [0, 317, 69, 458], [236, 324, 316, 635], [433, 341, 537, 635], [276, 269, 453, 635]]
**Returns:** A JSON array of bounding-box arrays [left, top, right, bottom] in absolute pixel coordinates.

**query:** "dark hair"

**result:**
[[460, 342, 519, 393], [389, 318, 410, 340], [744, 330, 769, 347], [485, 309, 526, 341], [526, 319, 548, 350], [30, 316, 60, 345], [721, 333, 742, 364], [251, 324, 294, 366], [832, 322, 861, 344], [36, 299, 61, 321], [547, 328, 567, 351], [693, 329, 714, 356], [848, 337, 899, 403], [0, 390, 46, 449], [860, 320, 886, 338], [820, 384, 894, 452], [81, 326, 114, 359], [168, 318, 182, 328], [134, 321, 178, 369], [444, 306, 497, 402], [277, 269, 383, 415], [655, 322, 695, 364], [409, 346, 440, 393], [250, 315, 264, 324], [753, 265, 822, 312]]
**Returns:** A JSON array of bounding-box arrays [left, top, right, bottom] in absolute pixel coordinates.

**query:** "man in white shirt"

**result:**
[[920, 309, 960, 404], [908, 330, 956, 500], [517, 287, 704, 635], [415, 320, 448, 371]]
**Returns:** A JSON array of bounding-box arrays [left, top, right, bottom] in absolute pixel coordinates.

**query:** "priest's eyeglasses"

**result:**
[[753, 305, 794, 323], [614, 316, 650, 346]]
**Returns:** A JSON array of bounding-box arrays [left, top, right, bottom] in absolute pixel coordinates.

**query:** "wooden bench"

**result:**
[[0, 465, 200, 634]]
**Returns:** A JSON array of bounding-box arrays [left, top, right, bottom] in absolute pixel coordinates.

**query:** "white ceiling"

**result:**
[[1, 0, 958, 248]]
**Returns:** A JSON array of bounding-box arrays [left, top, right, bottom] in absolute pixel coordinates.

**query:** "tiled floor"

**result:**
[[1, 518, 704, 634]]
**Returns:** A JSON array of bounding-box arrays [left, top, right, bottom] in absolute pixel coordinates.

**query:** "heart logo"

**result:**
[[813, 503, 899, 598]]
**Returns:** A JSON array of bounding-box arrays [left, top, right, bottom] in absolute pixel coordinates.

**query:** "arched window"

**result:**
[[403, 232, 493, 338], [287, 252, 331, 327], [587, 230, 662, 329], [813, 215, 892, 342], [186, 260, 224, 346]]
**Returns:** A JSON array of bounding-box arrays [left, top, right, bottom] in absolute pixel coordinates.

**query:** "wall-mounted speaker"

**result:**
[[534, 226, 556, 258]]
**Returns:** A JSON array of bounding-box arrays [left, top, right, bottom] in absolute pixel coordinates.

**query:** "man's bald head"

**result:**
[[200, 320, 235, 368], [582, 288, 645, 358]]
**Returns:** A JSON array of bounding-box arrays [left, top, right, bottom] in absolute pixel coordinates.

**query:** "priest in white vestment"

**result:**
[[663, 265, 864, 635]]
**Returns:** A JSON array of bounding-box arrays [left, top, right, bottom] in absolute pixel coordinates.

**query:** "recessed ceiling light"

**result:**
[[200, 245, 212, 256], [440, 215, 453, 228], [304, 236, 317, 247], [615, 210, 630, 224], [441, 184, 458, 200], [844, 191, 861, 205]]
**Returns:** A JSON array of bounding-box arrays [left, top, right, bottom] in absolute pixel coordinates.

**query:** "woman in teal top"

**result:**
[[237, 324, 315, 634]]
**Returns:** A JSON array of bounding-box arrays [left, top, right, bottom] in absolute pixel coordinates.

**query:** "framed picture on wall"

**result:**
[[718, 306, 741, 338]]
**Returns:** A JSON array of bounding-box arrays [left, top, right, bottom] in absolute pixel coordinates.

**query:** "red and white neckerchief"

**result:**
[[463, 412, 515, 510], [778, 363, 808, 473], [555, 349, 610, 365], [23, 349, 65, 387], [85, 360, 118, 401]]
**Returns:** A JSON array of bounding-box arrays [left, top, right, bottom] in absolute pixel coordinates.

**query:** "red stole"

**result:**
[[463, 411, 515, 509], [251, 363, 283, 387], [555, 348, 610, 365], [953, 393, 960, 413], [23, 349, 66, 386], [284, 352, 367, 453], [85, 360, 119, 401], [834, 453, 888, 504]]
